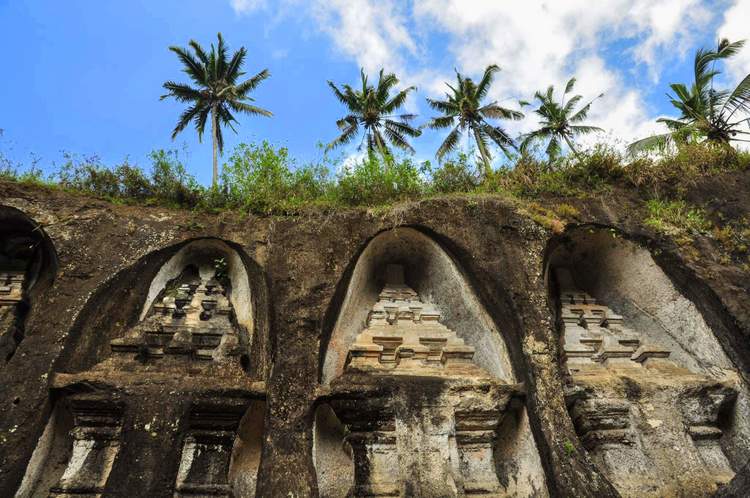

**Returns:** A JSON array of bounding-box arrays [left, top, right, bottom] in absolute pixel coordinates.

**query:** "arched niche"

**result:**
[[117, 238, 255, 365], [139, 239, 252, 331], [0, 206, 57, 363], [228, 400, 266, 497], [60, 237, 268, 379], [317, 227, 547, 497], [321, 226, 514, 384], [546, 228, 734, 375], [545, 226, 749, 495]]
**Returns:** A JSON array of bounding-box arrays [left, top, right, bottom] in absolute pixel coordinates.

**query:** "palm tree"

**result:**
[[327, 69, 421, 156], [424, 65, 523, 177], [519, 78, 603, 161], [628, 39, 750, 155], [161, 33, 272, 187]]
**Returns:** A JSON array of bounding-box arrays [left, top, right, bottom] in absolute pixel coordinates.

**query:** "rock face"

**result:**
[[554, 267, 738, 495], [318, 263, 544, 496], [1, 174, 749, 497]]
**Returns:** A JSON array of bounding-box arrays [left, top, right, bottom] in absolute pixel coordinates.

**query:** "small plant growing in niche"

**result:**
[[214, 257, 229, 287], [563, 439, 576, 456]]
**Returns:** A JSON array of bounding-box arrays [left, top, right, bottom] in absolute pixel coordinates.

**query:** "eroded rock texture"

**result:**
[[1, 173, 749, 497], [318, 261, 546, 496], [548, 229, 749, 497], [0, 207, 56, 364]]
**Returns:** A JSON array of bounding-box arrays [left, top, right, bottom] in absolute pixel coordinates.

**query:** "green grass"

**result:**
[[2, 140, 749, 218], [644, 199, 712, 235]]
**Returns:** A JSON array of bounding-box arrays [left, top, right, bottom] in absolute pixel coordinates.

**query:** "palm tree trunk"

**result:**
[[473, 127, 492, 178], [211, 106, 218, 188]]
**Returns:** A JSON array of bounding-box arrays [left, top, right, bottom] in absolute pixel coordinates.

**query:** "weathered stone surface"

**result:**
[[0, 171, 748, 497], [550, 232, 748, 497]]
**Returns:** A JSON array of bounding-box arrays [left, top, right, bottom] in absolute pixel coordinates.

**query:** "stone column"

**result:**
[[331, 397, 399, 497], [50, 397, 123, 496], [174, 399, 247, 497], [569, 396, 654, 493], [680, 385, 737, 487], [454, 410, 503, 496]]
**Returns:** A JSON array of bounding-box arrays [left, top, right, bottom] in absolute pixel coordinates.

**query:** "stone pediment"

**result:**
[[344, 264, 493, 380], [108, 268, 242, 365]]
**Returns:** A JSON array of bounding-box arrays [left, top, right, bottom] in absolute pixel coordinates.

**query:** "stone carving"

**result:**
[[555, 268, 671, 371], [14, 239, 264, 498], [328, 381, 517, 497], [174, 399, 247, 498], [0, 234, 35, 362], [454, 409, 505, 495], [325, 265, 524, 497], [679, 384, 738, 486], [49, 396, 123, 497], [0, 270, 25, 304], [110, 264, 241, 362], [346, 265, 481, 377], [555, 267, 739, 496], [569, 396, 635, 450], [330, 396, 399, 497]]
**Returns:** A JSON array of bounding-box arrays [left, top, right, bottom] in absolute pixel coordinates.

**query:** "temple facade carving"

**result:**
[[48, 396, 124, 497], [175, 399, 248, 498], [6, 207, 749, 497], [17, 239, 265, 498], [346, 265, 481, 376], [554, 266, 741, 496], [109, 262, 242, 363], [0, 233, 37, 362], [320, 263, 545, 497]]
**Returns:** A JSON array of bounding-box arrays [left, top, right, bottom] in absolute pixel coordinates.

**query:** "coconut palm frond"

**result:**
[[426, 65, 523, 176], [327, 68, 419, 156], [162, 33, 271, 186]]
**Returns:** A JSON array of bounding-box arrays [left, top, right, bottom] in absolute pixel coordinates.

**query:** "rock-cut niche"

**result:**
[[55, 237, 261, 378], [17, 238, 265, 497], [316, 227, 547, 497], [112, 238, 255, 368], [0, 206, 56, 365], [546, 227, 750, 497]]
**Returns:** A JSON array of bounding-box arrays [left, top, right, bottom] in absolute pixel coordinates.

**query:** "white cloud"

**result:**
[[227, 0, 725, 149], [629, 0, 710, 73], [717, 0, 750, 149], [230, 0, 267, 14], [308, 0, 417, 75], [411, 0, 704, 144], [717, 0, 750, 84]]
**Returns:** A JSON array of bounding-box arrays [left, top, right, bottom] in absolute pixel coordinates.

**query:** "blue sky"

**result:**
[[1, 0, 749, 185]]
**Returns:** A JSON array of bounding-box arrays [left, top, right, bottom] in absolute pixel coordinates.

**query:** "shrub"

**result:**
[[51, 150, 201, 207], [115, 162, 152, 199], [2, 138, 749, 213], [624, 142, 750, 197], [220, 141, 332, 213], [713, 218, 750, 259], [0, 161, 48, 186], [332, 153, 424, 206], [148, 149, 202, 207], [562, 145, 623, 187], [483, 156, 575, 197], [56, 153, 121, 198], [426, 153, 481, 194], [554, 203, 580, 218]]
